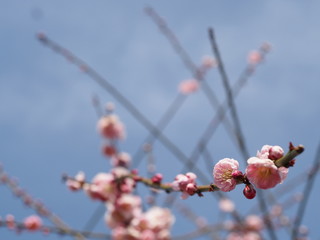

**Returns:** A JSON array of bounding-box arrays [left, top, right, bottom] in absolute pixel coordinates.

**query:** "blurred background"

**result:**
[[1, 1, 319, 239]]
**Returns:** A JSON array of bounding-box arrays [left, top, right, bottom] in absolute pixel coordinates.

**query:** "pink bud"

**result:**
[[151, 173, 163, 184], [232, 170, 244, 180], [102, 144, 116, 157], [6, 214, 15, 229], [186, 183, 197, 195], [243, 184, 256, 199], [268, 145, 284, 160], [24, 215, 42, 231], [248, 51, 262, 64], [178, 79, 199, 94]]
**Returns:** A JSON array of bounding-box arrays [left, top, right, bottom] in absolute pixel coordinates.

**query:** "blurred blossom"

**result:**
[[178, 79, 199, 94], [23, 215, 42, 231], [248, 50, 262, 65], [245, 215, 263, 231], [111, 152, 131, 168], [97, 114, 125, 140], [219, 198, 235, 212], [201, 55, 217, 68]]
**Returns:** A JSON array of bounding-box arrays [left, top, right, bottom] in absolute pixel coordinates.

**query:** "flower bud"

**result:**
[[151, 173, 163, 184], [243, 184, 256, 199]]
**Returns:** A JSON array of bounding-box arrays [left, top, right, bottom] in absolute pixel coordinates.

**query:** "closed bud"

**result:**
[[243, 184, 256, 199]]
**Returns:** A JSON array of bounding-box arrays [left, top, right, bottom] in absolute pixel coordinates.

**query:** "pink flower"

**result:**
[[5, 214, 15, 229], [85, 172, 115, 201], [201, 55, 217, 68], [97, 114, 125, 140], [111, 152, 131, 168], [213, 158, 239, 192], [144, 207, 175, 232], [178, 79, 199, 94], [171, 172, 198, 199], [105, 194, 142, 228], [246, 157, 288, 189], [219, 198, 235, 212], [257, 145, 284, 160], [102, 144, 117, 157], [66, 171, 85, 191], [245, 215, 263, 231], [248, 50, 262, 64], [23, 215, 42, 231]]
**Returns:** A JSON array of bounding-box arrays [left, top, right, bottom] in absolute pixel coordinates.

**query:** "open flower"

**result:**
[[246, 157, 288, 189], [213, 158, 239, 192]]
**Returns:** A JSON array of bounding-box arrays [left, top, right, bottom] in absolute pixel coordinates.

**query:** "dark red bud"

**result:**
[[151, 173, 163, 184], [243, 184, 256, 199]]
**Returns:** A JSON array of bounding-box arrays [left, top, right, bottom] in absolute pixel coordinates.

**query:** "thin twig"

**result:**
[[291, 141, 320, 239], [0, 165, 86, 240]]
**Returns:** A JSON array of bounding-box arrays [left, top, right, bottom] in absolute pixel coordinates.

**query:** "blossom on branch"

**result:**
[[97, 114, 125, 140], [23, 215, 42, 231], [246, 157, 288, 189], [213, 158, 239, 192], [178, 79, 199, 94], [171, 172, 198, 199]]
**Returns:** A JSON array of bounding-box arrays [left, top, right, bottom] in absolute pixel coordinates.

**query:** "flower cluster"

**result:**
[[65, 109, 175, 240], [171, 172, 198, 199], [225, 214, 264, 240], [0, 214, 43, 232], [246, 145, 288, 190], [212, 145, 290, 199]]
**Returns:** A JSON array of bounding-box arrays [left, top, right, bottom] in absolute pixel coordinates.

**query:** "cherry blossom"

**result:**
[[178, 79, 199, 94], [248, 50, 262, 65], [257, 145, 284, 160], [23, 215, 42, 231], [97, 114, 125, 140], [171, 172, 198, 199], [246, 157, 288, 189], [213, 158, 239, 192]]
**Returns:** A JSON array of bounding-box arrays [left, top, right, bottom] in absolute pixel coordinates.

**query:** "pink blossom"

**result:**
[[178, 79, 199, 94], [111, 152, 131, 168], [23, 215, 42, 231], [102, 144, 117, 157], [151, 173, 163, 184], [257, 145, 284, 160], [97, 114, 125, 140], [66, 171, 85, 191], [246, 157, 288, 189], [227, 231, 262, 240], [85, 172, 115, 201], [143, 207, 175, 232], [171, 172, 198, 198], [201, 55, 217, 68], [213, 158, 239, 192], [112, 167, 136, 193], [245, 215, 263, 231], [105, 194, 142, 228], [5, 214, 15, 229], [248, 50, 262, 64], [219, 198, 235, 212]]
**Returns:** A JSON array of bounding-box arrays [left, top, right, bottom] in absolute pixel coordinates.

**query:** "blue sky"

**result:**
[[1, 1, 320, 239]]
